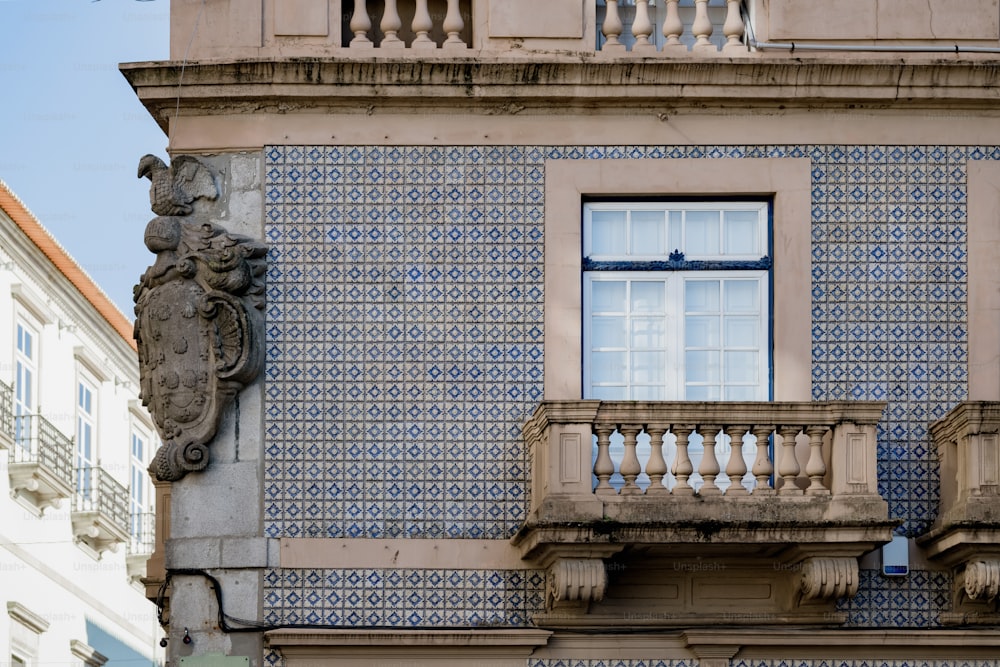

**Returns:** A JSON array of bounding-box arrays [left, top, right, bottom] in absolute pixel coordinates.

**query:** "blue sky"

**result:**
[[0, 0, 170, 318]]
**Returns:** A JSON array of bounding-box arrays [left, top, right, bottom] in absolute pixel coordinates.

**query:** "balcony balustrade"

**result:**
[[513, 400, 895, 626], [127, 512, 156, 584], [919, 402, 1000, 625], [72, 466, 130, 557], [0, 381, 12, 450], [8, 414, 74, 514]]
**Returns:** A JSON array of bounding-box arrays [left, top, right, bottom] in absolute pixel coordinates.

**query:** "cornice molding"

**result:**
[[122, 56, 1000, 131]]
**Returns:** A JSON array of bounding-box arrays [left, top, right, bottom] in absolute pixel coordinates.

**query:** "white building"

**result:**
[[0, 181, 163, 666]]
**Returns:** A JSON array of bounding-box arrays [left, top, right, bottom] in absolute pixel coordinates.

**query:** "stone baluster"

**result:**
[[601, 0, 626, 52], [805, 425, 831, 495], [662, 0, 685, 51], [350, 0, 373, 47], [724, 425, 749, 496], [691, 0, 715, 52], [645, 424, 669, 494], [380, 0, 404, 48], [778, 425, 804, 495], [594, 424, 617, 496], [671, 426, 695, 496], [632, 0, 656, 53], [751, 425, 775, 494], [698, 426, 722, 496], [619, 424, 643, 495], [443, 0, 467, 49], [722, 0, 746, 53], [412, 0, 436, 49]]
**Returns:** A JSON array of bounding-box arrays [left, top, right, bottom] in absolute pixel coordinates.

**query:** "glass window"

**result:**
[[13, 318, 39, 451], [76, 375, 98, 498], [584, 201, 770, 401]]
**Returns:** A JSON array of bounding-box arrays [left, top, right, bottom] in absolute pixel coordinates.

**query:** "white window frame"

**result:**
[[129, 426, 151, 544], [13, 314, 40, 452], [75, 371, 99, 499], [582, 200, 771, 402]]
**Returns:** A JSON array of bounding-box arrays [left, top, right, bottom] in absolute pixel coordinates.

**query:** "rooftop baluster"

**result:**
[[598, 0, 746, 55], [346, 0, 471, 49]]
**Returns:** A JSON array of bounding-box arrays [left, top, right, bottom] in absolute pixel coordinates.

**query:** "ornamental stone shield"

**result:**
[[134, 154, 266, 482]]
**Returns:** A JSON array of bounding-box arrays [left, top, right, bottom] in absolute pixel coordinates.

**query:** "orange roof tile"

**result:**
[[0, 180, 137, 351]]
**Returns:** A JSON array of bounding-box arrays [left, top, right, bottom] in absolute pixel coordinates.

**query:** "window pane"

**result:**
[[724, 210, 759, 255], [631, 318, 665, 349], [685, 385, 721, 401], [685, 280, 720, 312], [591, 385, 627, 400], [725, 386, 759, 401], [667, 210, 682, 252], [724, 316, 758, 347], [592, 316, 627, 348], [591, 351, 626, 384], [591, 210, 627, 255], [685, 350, 720, 383], [724, 280, 758, 312], [633, 386, 666, 400], [591, 281, 626, 312], [685, 210, 720, 255], [631, 281, 665, 313], [724, 351, 758, 383], [630, 210, 665, 255], [686, 316, 720, 347], [631, 351, 665, 385]]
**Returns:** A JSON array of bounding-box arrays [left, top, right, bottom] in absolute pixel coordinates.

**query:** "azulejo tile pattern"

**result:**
[[264, 144, 981, 629], [262, 567, 545, 627], [836, 569, 951, 627], [265, 145, 542, 541], [733, 662, 996, 667], [529, 662, 697, 667]]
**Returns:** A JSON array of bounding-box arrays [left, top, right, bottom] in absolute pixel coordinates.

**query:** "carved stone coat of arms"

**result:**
[[133, 154, 266, 481]]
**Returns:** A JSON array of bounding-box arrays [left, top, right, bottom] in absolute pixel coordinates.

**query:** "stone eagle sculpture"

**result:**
[[134, 154, 266, 482]]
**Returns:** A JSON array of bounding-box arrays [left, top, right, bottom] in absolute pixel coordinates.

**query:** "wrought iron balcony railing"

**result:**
[[0, 381, 12, 444], [128, 511, 156, 556], [72, 466, 130, 556], [8, 414, 75, 513]]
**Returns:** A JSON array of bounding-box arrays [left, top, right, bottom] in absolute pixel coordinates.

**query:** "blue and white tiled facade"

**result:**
[[263, 144, 983, 631]]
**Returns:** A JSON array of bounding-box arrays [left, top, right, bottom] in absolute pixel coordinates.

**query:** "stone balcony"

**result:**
[[8, 414, 75, 515], [72, 466, 130, 558], [513, 400, 896, 627], [918, 402, 1000, 625]]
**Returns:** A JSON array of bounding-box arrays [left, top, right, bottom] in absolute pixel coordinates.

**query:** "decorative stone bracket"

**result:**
[[799, 557, 859, 601], [134, 154, 266, 482]]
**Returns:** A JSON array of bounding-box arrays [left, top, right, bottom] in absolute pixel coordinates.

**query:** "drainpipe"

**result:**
[[748, 39, 1000, 55]]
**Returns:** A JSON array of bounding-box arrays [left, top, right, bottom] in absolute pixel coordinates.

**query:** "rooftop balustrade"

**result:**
[[514, 400, 896, 626], [168, 0, 1000, 62]]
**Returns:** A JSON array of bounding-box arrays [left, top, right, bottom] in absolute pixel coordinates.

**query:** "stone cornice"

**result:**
[[121, 56, 1000, 131]]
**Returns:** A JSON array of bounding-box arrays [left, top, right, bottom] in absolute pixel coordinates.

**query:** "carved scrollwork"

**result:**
[[965, 559, 1000, 601], [799, 557, 859, 601], [547, 558, 608, 607], [134, 154, 266, 482]]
